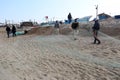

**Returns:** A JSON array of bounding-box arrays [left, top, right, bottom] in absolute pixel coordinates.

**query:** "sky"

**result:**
[[0, 0, 120, 23]]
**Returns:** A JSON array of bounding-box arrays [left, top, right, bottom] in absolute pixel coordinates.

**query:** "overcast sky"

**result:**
[[0, 0, 120, 23]]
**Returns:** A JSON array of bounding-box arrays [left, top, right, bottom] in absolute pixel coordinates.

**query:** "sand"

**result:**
[[0, 21, 120, 80]]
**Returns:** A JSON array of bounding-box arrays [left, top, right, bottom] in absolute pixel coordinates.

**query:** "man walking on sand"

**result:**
[[6, 25, 11, 38], [12, 25, 16, 37], [54, 21, 60, 34], [92, 20, 101, 44], [71, 19, 79, 40]]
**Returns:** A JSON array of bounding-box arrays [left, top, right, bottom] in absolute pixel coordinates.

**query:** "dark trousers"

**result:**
[[7, 31, 10, 38], [68, 19, 72, 24], [12, 31, 16, 37], [93, 30, 101, 44]]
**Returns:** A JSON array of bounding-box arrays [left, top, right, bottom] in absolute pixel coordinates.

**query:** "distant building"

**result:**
[[20, 21, 33, 27], [77, 16, 92, 23], [64, 16, 92, 24], [114, 15, 120, 19], [98, 13, 111, 20], [0, 23, 5, 27]]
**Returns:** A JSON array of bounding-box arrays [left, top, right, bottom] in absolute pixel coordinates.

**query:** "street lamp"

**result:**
[[95, 5, 98, 19]]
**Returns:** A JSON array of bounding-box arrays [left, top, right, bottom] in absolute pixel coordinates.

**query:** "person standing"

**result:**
[[12, 25, 16, 37], [6, 25, 11, 38], [92, 20, 101, 44], [54, 21, 59, 28], [68, 13, 72, 24], [54, 21, 60, 34], [71, 19, 79, 40]]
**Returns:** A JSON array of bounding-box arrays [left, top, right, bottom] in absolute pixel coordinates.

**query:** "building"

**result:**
[[0, 23, 5, 27], [114, 15, 120, 19], [98, 13, 111, 20], [20, 21, 33, 27]]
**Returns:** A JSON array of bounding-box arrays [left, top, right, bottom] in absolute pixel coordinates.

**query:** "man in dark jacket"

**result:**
[[12, 25, 16, 37], [54, 21, 59, 28], [68, 13, 72, 24], [92, 20, 101, 44], [6, 25, 11, 38], [71, 19, 79, 40], [54, 21, 60, 34]]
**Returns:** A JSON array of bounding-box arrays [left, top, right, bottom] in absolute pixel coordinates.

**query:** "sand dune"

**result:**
[[0, 22, 120, 80]]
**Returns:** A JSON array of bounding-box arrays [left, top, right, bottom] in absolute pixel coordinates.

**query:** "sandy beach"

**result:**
[[0, 22, 120, 80]]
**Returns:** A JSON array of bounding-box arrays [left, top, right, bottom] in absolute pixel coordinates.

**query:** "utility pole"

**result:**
[[95, 5, 98, 19]]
